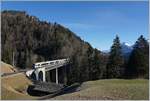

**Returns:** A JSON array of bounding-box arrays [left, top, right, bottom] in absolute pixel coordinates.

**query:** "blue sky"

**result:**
[[1, 1, 149, 51]]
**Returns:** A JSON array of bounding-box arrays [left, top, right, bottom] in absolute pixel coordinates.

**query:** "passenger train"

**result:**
[[32, 58, 69, 69]]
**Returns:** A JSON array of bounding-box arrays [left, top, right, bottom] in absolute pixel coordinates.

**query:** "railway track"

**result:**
[[1, 68, 33, 77], [1, 72, 23, 77]]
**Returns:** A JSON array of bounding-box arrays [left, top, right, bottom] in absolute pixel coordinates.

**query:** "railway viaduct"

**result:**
[[26, 59, 69, 84]]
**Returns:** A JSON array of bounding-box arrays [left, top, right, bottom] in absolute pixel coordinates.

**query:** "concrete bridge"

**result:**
[[26, 58, 69, 84]]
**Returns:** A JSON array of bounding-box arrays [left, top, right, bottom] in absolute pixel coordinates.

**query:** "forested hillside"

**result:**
[[1, 10, 108, 84]]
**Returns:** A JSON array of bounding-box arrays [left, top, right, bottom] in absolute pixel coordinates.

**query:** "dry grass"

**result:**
[[1, 85, 34, 100], [1, 62, 37, 100], [1, 73, 38, 100], [1, 61, 17, 73], [51, 79, 149, 100]]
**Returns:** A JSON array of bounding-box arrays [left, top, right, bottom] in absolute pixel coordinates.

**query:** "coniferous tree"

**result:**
[[87, 45, 94, 80], [89, 49, 101, 80], [106, 35, 124, 78], [67, 51, 82, 85], [126, 35, 149, 78], [80, 54, 89, 82]]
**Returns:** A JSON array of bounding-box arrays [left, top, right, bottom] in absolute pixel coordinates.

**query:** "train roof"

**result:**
[[34, 58, 69, 65]]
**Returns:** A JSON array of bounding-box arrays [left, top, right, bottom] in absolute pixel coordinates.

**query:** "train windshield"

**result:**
[[32, 64, 35, 69]]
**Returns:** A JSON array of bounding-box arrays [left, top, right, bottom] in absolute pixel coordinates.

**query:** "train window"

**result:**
[[41, 63, 48, 66], [50, 62, 54, 64]]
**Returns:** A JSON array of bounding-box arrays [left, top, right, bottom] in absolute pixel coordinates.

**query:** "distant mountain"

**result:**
[[102, 50, 110, 53], [102, 42, 133, 60], [121, 42, 133, 61], [121, 42, 133, 54]]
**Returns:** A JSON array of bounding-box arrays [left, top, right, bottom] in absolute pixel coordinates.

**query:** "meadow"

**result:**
[[51, 79, 149, 100]]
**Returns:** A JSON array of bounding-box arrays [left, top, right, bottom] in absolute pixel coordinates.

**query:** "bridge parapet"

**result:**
[[33, 58, 69, 69]]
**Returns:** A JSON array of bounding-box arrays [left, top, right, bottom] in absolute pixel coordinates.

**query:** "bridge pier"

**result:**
[[36, 73, 38, 81], [43, 70, 46, 82], [56, 68, 58, 84]]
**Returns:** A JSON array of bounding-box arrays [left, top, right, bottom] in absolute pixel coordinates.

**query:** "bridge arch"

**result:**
[[38, 71, 43, 81], [30, 72, 37, 80]]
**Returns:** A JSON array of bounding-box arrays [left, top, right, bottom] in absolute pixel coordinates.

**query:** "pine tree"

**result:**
[[89, 49, 101, 80], [126, 35, 149, 78], [106, 35, 124, 78], [80, 54, 89, 82], [87, 45, 94, 80], [67, 50, 80, 85]]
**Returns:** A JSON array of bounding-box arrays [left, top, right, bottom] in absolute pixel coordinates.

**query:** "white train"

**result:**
[[32, 58, 69, 69]]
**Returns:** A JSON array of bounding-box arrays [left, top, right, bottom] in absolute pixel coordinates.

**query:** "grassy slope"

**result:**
[[1, 61, 17, 73], [1, 62, 37, 100], [1, 73, 38, 100], [51, 79, 149, 100]]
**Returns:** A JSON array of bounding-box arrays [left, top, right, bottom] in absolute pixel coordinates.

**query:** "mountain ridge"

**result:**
[[1, 10, 106, 69]]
